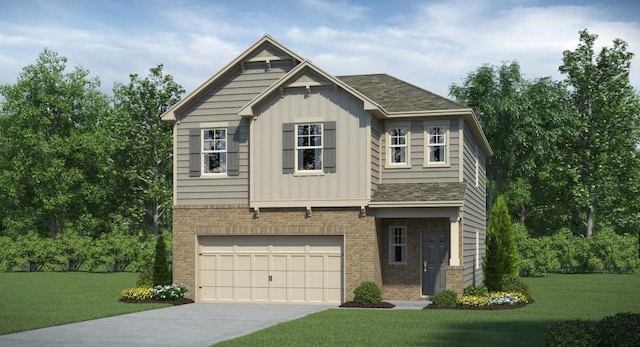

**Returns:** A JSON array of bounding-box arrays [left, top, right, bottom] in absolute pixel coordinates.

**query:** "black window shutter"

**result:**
[[227, 127, 239, 176], [323, 121, 336, 173], [282, 123, 295, 174], [189, 128, 201, 177]]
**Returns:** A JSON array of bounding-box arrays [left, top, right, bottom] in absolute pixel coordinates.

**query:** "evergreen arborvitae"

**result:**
[[152, 233, 171, 286], [483, 195, 519, 291]]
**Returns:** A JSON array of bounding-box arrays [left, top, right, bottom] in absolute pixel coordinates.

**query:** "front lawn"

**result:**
[[0, 272, 169, 335], [215, 273, 640, 346]]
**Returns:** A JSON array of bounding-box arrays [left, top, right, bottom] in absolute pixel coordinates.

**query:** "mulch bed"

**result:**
[[339, 301, 396, 308], [119, 298, 195, 305], [424, 298, 535, 310]]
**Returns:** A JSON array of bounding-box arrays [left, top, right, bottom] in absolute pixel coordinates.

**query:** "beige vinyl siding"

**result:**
[[370, 117, 381, 193], [381, 118, 461, 184], [175, 59, 296, 205], [251, 85, 369, 205], [461, 122, 487, 287]]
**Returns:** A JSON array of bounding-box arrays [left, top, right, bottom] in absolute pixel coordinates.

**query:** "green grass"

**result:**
[[215, 274, 640, 346], [0, 272, 170, 335]]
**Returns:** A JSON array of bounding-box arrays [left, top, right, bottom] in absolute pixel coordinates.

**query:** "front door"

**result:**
[[422, 230, 449, 296]]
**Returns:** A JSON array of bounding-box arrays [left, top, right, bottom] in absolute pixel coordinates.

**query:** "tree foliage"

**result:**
[[483, 196, 519, 291], [110, 65, 184, 235]]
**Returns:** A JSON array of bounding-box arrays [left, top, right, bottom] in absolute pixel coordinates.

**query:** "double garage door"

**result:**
[[198, 235, 343, 304]]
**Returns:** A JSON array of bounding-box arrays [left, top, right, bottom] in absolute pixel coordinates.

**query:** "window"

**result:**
[[426, 125, 447, 165], [296, 123, 323, 171], [202, 128, 227, 174], [389, 226, 407, 264], [389, 128, 408, 165]]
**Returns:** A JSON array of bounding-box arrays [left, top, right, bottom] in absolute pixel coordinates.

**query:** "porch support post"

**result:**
[[449, 215, 461, 266]]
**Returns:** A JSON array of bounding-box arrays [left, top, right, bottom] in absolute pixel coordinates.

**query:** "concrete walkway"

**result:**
[[0, 301, 429, 347], [0, 303, 329, 347]]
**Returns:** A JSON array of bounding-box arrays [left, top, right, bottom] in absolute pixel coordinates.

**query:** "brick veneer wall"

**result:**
[[172, 205, 382, 302], [379, 218, 454, 300]]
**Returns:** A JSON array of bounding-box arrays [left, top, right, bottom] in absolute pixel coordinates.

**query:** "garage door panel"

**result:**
[[200, 255, 217, 270], [288, 271, 305, 288], [198, 235, 343, 304], [271, 255, 287, 271]]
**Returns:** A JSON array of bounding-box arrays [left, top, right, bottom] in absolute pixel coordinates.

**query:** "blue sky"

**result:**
[[0, 0, 638, 97]]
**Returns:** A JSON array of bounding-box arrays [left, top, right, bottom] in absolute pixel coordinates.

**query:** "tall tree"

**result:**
[[449, 63, 567, 223], [558, 29, 640, 237], [483, 195, 519, 291], [111, 65, 184, 235], [0, 49, 112, 237]]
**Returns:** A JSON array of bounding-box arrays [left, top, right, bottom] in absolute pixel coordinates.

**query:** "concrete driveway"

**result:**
[[0, 303, 329, 347]]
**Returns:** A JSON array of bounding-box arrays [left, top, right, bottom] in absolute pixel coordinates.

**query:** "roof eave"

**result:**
[[369, 200, 464, 208], [160, 34, 304, 123]]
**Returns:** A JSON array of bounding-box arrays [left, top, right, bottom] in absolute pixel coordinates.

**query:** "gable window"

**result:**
[[426, 125, 448, 165], [389, 128, 408, 165], [296, 123, 323, 171], [203, 128, 227, 174], [389, 226, 407, 264]]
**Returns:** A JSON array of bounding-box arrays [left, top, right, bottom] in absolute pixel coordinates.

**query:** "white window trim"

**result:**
[[474, 145, 479, 188], [385, 126, 411, 169], [202, 128, 227, 176], [388, 226, 407, 265], [295, 123, 324, 173], [424, 123, 450, 168]]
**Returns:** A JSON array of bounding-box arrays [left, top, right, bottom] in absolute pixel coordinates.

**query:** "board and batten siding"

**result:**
[[251, 85, 370, 205], [461, 121, 487, 287], [175, 60, 296, 205], [380, 118, 461, 184]]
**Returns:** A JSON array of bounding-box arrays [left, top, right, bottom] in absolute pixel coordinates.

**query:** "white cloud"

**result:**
[[300, 0, 369, 20]]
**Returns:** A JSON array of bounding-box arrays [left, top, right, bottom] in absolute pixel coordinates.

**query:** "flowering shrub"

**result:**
[[121, 287, 154, 300], [457, 295, 490, 307], [488, 291, 527, 305], [153, 283, 187, 301]]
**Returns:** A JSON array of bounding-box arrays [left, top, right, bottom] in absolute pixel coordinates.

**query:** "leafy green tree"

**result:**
[[0, 49, 113, 237], [152, 233, 171, 285], [450, 63, 568, 223], [110, 65, 184, 235], [483, 196, 519, 291], [558, 29, 640, 237]]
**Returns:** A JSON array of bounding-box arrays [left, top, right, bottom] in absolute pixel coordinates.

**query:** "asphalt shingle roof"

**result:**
[[336, 74, 466, 113], [371, 182, 468, 203]]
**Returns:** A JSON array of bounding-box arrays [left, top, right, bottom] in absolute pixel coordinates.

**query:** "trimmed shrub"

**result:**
[[598, 312, 640, 346], [544, 320, 599, 347], [53, 229, 93, 271], [353, 281, 383, 304], [153, 284, 187, 301], [463, 285, 488, 297], [546, 313, 640, 347], [432, 290, 457, 306], [152, 233, 171, 286], [121, 287, 154, 300], [457, 295, 490, 307], [500, 274, 531, 298], [515, 223, 559, 276], [14, 232, 57, 272], [89, 231, 139, 272]]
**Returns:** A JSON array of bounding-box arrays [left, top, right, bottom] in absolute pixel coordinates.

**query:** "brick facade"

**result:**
[[172, 205, 382, 301]]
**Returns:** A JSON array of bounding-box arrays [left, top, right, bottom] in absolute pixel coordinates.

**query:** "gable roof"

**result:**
[[336, 74, 465, 113], [238, 61, 384, 117], [160, 34, 304, 122]]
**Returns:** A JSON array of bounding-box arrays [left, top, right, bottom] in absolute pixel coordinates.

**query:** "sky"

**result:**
[[0, 0, 639, 98]]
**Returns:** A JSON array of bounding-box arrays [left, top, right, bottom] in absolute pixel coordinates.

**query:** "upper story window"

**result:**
[[296, 123, 323, 171], [203, 128, 227, 174], [389, 226, 407, 264], [389, 128, 408, 165], [426, 125, 448, 166]]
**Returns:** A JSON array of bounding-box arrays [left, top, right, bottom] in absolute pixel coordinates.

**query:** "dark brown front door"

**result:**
[[422, 230, 449, 295]]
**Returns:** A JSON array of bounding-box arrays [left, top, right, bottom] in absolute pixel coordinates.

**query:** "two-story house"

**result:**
[[161, 35, 492, 304]]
